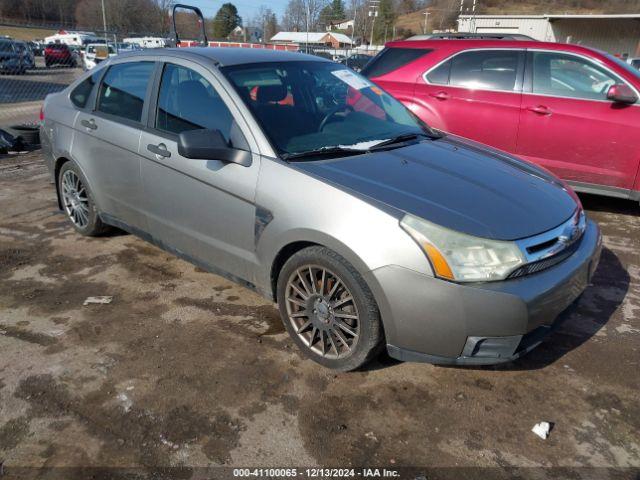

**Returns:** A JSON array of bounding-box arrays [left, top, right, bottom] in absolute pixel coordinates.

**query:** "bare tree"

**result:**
[[155, 0, 173, 35], [281, 0, 328, 31], [250, 6, 279, 41]]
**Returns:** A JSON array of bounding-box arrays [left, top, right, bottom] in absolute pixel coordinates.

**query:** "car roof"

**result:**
[[385, 38, 601, 56], [118, 47, 330, 67], [408, 33, 534, 41]]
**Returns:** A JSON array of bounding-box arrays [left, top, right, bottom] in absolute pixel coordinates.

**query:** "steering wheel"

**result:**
[[319, 105, 354, 132]]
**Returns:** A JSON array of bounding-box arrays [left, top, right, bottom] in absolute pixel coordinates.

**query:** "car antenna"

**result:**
[[167, 4, 208, 48]]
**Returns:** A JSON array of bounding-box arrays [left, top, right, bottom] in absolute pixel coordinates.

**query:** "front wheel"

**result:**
[[277, 246, 384, 371], [58, 162, 109, 236]]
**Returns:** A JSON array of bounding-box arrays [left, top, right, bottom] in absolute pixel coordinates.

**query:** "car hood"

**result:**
[[293, 136, 578, 241]]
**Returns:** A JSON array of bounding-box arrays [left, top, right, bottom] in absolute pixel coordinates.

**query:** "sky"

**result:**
[[187, 0, 292, 23]]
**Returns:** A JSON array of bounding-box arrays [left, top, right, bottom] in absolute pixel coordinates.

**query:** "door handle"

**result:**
[[147, 143, 171, 158], [526, 105, 552, 115], [81, 118, 97, 130], [429, 91, 450, 100]]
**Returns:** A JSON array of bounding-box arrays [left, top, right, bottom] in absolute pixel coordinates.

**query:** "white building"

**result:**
[[229, 26, 263, 42], [458, 14, 640, 57], [326, 19, 355, 32], [270, 31, 354, 48]]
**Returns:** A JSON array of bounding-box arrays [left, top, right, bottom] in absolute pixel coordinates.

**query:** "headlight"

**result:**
[[400, 214, 526, 282]]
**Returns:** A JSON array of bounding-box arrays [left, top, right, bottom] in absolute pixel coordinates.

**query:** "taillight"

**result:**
[[39, 105, 44, 123]]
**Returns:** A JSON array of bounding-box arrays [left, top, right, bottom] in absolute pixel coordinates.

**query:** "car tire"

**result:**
[[58, 162, 110, 236], [276, 246, 384, 371]]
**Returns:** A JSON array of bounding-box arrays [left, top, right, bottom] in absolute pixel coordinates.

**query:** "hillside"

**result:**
[[396, 0, 640, 37], [0, 25, 56, 40]]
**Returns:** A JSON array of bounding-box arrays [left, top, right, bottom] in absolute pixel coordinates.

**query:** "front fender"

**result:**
[[252, 158, 434, 298]]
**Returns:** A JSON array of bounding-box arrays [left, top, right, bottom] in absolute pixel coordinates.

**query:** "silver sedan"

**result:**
[[40, 48, 601, 370]]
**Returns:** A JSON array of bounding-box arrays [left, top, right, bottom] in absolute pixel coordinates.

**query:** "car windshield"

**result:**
[[221, 61, 428, 157], [0, 41, 14, 53]]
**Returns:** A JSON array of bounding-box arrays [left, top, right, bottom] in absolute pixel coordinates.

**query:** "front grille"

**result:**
[[508, 234, 582, 279], [509, 209, 586, 280]]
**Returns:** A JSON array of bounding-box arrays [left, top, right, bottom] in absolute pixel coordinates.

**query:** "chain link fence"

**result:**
[[1, 32, 83, 151], [1, 25, 383, 152]]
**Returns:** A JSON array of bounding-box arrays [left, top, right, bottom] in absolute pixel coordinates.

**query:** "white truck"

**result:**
[[122, 37, 167, 48], [44, 31, 100, 47]]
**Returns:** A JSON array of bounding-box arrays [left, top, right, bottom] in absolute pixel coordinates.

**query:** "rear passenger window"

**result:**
[[71, 70, 101, 108], [155, 63, 247, 149], [428, 50, 520, 91], [426, 60, 451, 85], [97, 62, 154, 122], [361, 47, 431, 78]]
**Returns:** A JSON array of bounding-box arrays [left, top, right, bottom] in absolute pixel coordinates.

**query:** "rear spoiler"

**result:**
[[167, 3, 208, 48]]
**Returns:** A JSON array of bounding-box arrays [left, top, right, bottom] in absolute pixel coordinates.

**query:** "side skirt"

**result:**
[[568, 181, 639, 202], [99, 213, 272, 300]]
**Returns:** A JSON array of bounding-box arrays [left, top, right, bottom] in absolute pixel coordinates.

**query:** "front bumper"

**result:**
[[366, 219, 602, 365]]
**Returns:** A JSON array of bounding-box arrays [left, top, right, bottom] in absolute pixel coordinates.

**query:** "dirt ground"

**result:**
[[0, 151, 638, 479]]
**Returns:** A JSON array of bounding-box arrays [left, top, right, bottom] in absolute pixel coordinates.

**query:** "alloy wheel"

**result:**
[[61, 170, 90, 228], [284, 265, 360, 359]]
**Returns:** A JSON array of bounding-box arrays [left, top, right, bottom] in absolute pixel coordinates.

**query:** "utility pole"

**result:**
[[350, 7, 357, 55], [459, 0, 477, 33], [305, 0, 310, 53], [422, 11, 429, 34], [368, 0, 379, 47], [100, 0, 108, 42]]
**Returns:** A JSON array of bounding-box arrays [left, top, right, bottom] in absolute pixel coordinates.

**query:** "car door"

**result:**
[[72, 60, 156, 230], [138, 59, 261, 282], [414, 49, 524, 152], [516, 50, 640, 191]]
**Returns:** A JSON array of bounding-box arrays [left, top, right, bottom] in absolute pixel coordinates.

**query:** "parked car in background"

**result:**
[[69, 45, 83, 65], [14, 40, 36, 70], [363, 39, 640, 204], [0, 38, 25, 74], [44, 43, 77, 67], [28, 40, 44, 56], [41, 48, 601, 370], [312, 51, 333, 60], [341, 53, 373, 72], [82, 43, 117, 70]]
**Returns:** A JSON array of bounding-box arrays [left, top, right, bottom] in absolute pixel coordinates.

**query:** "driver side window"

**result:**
[[532, 52, 620, 101], [155, 63, 248, 150]]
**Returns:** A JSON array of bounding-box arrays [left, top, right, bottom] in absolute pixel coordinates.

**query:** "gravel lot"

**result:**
[[0, 151, 638, 479]]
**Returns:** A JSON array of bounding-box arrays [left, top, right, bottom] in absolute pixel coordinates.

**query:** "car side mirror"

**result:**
[[177, 129, 251, 167], [606, 84, 638, 104]]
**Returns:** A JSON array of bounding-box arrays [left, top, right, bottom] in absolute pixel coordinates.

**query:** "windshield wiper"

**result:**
[[367, 132, 429, 151], [281, 146, 366, 161]]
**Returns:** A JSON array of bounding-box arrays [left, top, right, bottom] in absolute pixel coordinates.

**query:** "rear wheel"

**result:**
[[277, 246, 383, 371], [58, 162, 109, 236]]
